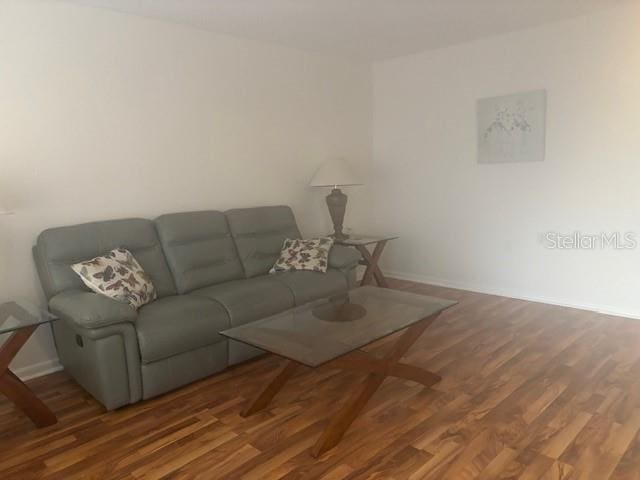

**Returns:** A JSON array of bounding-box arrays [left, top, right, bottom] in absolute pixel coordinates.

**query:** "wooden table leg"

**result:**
[[312, 312, 441, 457], [0, 325, 57, 428], [389, 363, 441, 387], [0, 371, 57, 427], [311, 372, 385, 457], [358, 240, 389, 287], [241, 360, 298, 417], [384, 313, 438, 363], [372, 269, 388, 288]]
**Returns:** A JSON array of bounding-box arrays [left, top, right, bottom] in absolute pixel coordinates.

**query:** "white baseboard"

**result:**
[[13, 358, 63, 381], [384, 269, 640, 321]]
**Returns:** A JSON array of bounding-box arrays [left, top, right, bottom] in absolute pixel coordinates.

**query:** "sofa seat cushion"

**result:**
[[272, 269, 349, 305], [136, 295, 230, 364], [191, 276, 294, 327]]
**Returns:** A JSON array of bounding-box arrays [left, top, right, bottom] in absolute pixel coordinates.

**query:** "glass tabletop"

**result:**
[[334, 235, 399, 246], [220, 286, 457, 367], [0, 301, 57, 335]]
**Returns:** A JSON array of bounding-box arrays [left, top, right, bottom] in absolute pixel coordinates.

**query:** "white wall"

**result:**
[[4, 1, 637, 379], [373, 4, 640, 317], [0, 0, 372, 377]]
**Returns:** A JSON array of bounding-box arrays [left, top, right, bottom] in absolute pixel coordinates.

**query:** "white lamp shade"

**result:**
[[309, 158, 363, 188]]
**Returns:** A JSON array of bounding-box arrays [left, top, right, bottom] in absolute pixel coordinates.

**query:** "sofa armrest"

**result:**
[[49, 291, 137, 329], [329, 245, 362, 270]]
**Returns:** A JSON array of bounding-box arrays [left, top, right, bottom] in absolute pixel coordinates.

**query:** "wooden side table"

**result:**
[[335, 235, 398, 287], [0, 301, 57, 428]]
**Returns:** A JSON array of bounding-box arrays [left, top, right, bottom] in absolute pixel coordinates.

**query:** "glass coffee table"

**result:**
[[220, 286, 457, 457], [0, 301, 58, 428]]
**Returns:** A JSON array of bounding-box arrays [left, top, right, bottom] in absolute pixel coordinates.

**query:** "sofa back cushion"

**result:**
[[34, 218, 176, 300], [154, 211, 244, 293], [226, 206, 301, 278]]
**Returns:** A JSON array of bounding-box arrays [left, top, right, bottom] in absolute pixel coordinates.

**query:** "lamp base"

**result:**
[[326, 188, 348, 240]]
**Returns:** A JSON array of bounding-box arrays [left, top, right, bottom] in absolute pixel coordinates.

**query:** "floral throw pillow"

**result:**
[[270, 237, 334, 274], [71, 248, 157, 309]]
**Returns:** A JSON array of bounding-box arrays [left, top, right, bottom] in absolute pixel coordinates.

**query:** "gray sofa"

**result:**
[[33, 206, 360, 410]]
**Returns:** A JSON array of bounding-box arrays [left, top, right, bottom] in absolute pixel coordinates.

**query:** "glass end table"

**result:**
[[0, 301, 57, 428], [334, 235, 398, 287]]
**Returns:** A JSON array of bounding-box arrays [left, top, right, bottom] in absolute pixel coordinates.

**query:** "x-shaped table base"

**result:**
[[0, 325, 57, 428], [240, 312, 442, 457], [357, 240, 389, 287]]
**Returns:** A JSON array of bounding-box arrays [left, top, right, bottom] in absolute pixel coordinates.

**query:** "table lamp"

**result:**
[[310, 158, 362, 240]]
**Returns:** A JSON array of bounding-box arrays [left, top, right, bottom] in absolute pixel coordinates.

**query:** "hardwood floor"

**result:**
[[2, 279, 640, 479]]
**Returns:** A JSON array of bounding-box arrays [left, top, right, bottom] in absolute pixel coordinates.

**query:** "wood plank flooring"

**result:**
[[2, 279, 640, 479]]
